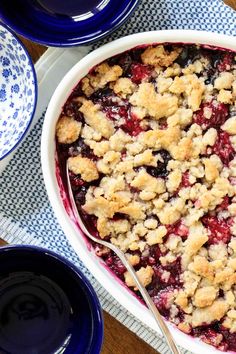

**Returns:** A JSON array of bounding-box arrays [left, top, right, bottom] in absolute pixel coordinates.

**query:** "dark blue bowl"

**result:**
[[0, 245, 103, 354], [0, 0, 140, 47]]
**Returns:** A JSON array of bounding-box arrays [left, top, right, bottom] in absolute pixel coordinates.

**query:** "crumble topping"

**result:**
[[56, 116, 81, 144], [124, 265, 154, 290], [79, 99, 115, 138], [141, 45, 181, 67], [68, 155, 98, 182], [191, 300, 229, 327], [193, 286, 217, 308], [113, 77, 136, 97], [130, 83, 178, 119], [81, 63, 123, 96], [56, 43, 236, 351]]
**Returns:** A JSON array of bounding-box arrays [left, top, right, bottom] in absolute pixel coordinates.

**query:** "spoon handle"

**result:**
[[107, 244, 181, 354], [66, 163, 181, 354]]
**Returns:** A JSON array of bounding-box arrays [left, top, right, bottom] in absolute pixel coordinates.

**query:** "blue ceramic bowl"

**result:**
[[0, 0, 140, 47], [0, 245, 103, 354], [0, 22, 37, 161]]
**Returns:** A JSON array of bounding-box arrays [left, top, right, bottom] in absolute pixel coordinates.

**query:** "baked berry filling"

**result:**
[[202, 215, 231, 245], [130, 63, 153, 84], [212, 130, 235, 165], [152, 286, 178, 317], [193, 101, 229, 130], [167, 221, 189, 239], [217, 52, 235, 72], [56, 43, 236, 352]]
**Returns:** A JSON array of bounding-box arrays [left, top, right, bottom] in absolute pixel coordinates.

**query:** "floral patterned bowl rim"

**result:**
[[41, 30, 236, 354], [0, 22, 37, 161]]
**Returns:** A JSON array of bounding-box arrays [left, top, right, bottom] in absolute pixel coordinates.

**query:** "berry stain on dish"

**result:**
[[56, 43, 236, 351]]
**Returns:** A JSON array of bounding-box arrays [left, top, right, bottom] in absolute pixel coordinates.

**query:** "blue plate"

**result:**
[[0, 0, 140, 47], [0, 245, 103, 354]]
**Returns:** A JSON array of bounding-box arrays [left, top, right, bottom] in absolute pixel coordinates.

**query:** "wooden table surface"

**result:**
[[224, 0, 236, 10], [17, 39, 158, 354]]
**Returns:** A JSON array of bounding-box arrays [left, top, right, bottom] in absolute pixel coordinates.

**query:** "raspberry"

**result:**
[[193, 101, 229, 130], [121, 112, 143, 136], [105, 254, 127, 277], [216, 196, 230, 212], [220, 328, 236, 351], [202, 215, 231, 244], [212, 131, 235, 165], [104, 105, 128, 121], [199, 329, 225, 349], [180, 171, 192, 188], [153, 257, 182, 286], [175, 171, 193, 196], [104, 102, 143, 136], [130, 63, 152, 84], [167, 221, 189, 238], [217, 52, 234, 72], [152, 286, 176, 316]]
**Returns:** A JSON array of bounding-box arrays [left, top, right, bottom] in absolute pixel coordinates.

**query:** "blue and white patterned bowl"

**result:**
[[0, 22, 37, 160]]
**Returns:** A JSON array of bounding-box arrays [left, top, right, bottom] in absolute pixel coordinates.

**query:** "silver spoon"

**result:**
[[66, 162, 181, 354]]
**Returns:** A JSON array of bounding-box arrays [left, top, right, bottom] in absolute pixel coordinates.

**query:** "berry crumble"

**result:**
[[56, 43, 236, 351]]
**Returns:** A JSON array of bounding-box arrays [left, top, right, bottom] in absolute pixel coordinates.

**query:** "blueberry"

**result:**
[[107, 48, 143, 77], [75, 186, 88, 205], [107, 53, 122, 66], [209, 50, 222, 68], [68, 139, 94, 159], [175, 45, 201, 67], [204, 67, 216, 85], [108, 52, 133, 76], [131, 48, 144, 62], [62, 101, 84, 123], [119, 53, 133, 76], [146, 150, 171, 178], [90, 87, 113, 101]]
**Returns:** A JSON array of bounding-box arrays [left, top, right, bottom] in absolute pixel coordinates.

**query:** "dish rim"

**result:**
[[41, 30, 236, 354]]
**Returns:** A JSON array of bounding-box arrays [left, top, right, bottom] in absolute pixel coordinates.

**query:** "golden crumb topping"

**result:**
[[56, 43, 236, 348], [68, 155, 98, 182], [56, 116, 81, 144]]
